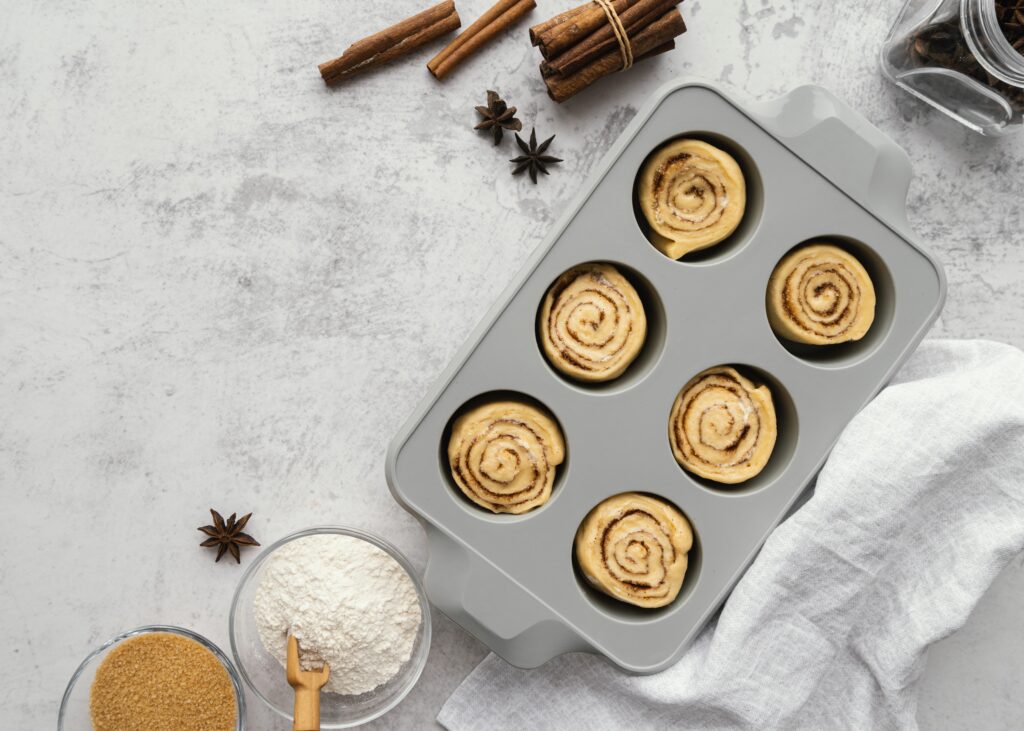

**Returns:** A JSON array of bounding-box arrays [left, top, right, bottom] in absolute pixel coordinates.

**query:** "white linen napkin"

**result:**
[[439, 339, 1024, 730]]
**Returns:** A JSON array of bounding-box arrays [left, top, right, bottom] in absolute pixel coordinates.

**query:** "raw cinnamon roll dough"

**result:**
[[448, 401, 565, 514], [767, 243, 876, 345], [575, 493, 693, 609], [539, 263, 647, 382], [669, 366, 777, 484], [638, 138, 746, 259]]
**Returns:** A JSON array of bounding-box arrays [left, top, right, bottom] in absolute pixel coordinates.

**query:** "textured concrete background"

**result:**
[[3, 0, 1023, 728]]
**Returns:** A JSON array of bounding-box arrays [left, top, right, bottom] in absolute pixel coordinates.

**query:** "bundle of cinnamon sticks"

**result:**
[[530, 0, 686, 102]]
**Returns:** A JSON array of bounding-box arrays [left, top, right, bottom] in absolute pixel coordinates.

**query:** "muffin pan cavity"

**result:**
[[669, 365, 799, 497], [632, 131, 763, 265], [767, 237, 896, 367], [388, 82, 945, 674], [536, 261, 667, 393], [572, 493, 703, 623], [439, 391, 569, 522]]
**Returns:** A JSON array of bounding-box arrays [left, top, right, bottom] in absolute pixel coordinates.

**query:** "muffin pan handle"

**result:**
[[422, 526, 587, 668], [748, 85, 914, 229]]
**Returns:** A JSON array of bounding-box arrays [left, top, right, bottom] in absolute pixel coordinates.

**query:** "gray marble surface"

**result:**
[[3, 0, 1023, 728]]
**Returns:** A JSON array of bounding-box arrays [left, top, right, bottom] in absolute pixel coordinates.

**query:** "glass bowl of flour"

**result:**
[[229, 526, 432, 728]]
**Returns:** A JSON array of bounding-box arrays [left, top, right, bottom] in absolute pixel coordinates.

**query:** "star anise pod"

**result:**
[[474, 90, 522, 145], [510, 128, 562, 184], [198, 509, 260, 563]]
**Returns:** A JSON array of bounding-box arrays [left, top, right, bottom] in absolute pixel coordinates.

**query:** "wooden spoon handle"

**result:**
[[292, 684, 321, 731]]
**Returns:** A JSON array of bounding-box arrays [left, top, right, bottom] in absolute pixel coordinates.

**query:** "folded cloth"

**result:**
[[439, 340, 1024, 730]]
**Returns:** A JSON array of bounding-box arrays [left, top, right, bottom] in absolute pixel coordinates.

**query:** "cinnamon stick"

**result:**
[[544, 8, 685, 102], [627, 39, 676, 63], [427, 0, 537, 80], [536, 0, 644, 59], [546, 0, 680, 77], [319, 0, 461, 85], [528, 4, 590, 46], [547, 39, 674, 78]]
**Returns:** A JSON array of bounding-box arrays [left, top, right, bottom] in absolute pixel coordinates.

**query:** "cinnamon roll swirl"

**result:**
[[669, 366, 777, 484], [575, 493, 693, 609], [539, 263, 647, 382], [448, 401, 565, 514], [637, 139, 746, 259], [767, 244, 876, 345]]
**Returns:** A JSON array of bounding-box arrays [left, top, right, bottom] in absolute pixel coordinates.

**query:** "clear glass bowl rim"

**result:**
[[228, 524, 433, 729], [58, 624, 247, 730]]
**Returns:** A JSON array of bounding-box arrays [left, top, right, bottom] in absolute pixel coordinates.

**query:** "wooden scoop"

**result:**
[[286, 635, 330, 731]]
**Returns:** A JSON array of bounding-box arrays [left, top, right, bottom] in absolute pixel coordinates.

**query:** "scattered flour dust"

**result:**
[[253, 534, 422, 695]]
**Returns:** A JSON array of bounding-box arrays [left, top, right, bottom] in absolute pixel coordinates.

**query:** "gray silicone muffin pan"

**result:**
[[386, 80, 946, 673]]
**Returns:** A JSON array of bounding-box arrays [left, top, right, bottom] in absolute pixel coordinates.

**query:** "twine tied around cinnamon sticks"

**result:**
[[531, 0, 686, 102], [593, 0, 634, 70]]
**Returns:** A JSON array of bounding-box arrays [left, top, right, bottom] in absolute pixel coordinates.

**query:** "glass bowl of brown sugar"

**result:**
[[58, 625, 245, 730]]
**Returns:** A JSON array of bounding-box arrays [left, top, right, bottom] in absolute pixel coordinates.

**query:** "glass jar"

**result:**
[[882, 0, 1024, 135]]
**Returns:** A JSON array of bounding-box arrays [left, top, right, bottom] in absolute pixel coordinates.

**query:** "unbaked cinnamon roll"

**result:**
[[539, 263, 646, 382], [637, 139, 746, 259], [575, 493, 693, 609], [448, 401, 565, 514], [767, 244, 876, 345], [669, 366, 777, 484]]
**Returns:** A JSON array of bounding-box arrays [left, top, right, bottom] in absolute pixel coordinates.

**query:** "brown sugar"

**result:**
[[90, 632, 237, 731]]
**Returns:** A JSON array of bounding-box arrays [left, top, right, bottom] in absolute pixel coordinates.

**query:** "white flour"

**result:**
[[253, 533, 422, 695]]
